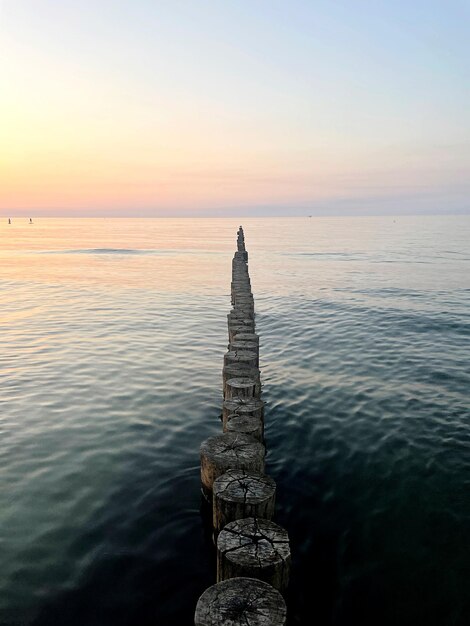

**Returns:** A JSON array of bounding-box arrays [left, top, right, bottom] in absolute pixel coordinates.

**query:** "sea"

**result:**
[[0, 216, 469, 625]]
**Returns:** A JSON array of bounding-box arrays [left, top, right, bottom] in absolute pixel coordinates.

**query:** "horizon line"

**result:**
[[2, 211, 469, 219]]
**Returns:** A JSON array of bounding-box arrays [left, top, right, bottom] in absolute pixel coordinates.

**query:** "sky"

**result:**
[[1, 0, 469, 217]]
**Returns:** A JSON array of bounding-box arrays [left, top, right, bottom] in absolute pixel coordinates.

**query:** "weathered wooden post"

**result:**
[[228, 313, 254, 323], [222, 361, 259, 376], [232, 255, 248, 267], [195, 578, 287, 626], [225, 376, 259, 400], [217, 517, 291, 592], [232, 284, 249, 291], [228, 309, 254, 323], [231, 301, 254, 313], [231, 332, 259, 346], [213, 469, 276, 532], [232, 316, 254, 327], [234, 295, 254, 307], [229, 339, 259, 353], [231, 285, 251, 304], [223, 349, 259, 369], [223, 368, 260, 399], [225, 413, 264, 440], [228, 319, 255, 333], [228, 326, 255, 343], [222, 397, 264, 426], [228, 309, 255, 321], [200, 432, 265, 500], [228, 320, 255, 334], [232, 308, 254, 318]]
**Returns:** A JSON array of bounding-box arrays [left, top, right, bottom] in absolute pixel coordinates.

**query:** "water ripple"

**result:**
[[0, 216, 469, 626]]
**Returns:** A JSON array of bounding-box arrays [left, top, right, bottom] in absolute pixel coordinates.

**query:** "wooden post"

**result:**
[[225, 376, 259, 400], [231, 294, 252, 300], [223, 350, 258, 369], [213, 469, 276, 532], [232, 300, 254, 310], [231, 332, 259, 345], [228, 315, 255, 327], [231, 280, 251, 288], [228, 326, 255, 344], [200, 432, 265, 500], [229, 340, 258, 352], [233, 305, 254, 314], [217, 517, 291, 592], [225, 413, 264, 441], [232, 308, 254, 319], [228, 310, 254, 322], [228, 311, 255, 323], [231, 286, 251, 304], [232, 255, 247, 266], [222, 366, 260, 398], [228, 316, 256, 329], [222, 397, 264, 426], [233, 304, 253, 313], [228, 315, 255, 325], [233, 293, 252, 299], [234, 295, 254, 305], [194, 577, 287, 626], [222, 363, 260, 380], [229, 316, 255, 329]]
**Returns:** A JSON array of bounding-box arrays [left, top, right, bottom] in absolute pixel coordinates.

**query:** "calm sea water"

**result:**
[[0, 217, 469, 626]]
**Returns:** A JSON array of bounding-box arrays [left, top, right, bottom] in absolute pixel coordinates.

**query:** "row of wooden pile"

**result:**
[[194, 227, 290, 625]]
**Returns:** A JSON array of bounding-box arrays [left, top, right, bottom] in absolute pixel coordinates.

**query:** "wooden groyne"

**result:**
[[195, 227, 290, 625]]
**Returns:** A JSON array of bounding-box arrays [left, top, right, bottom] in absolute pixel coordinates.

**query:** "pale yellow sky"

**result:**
[[1, 1, 469, 216]]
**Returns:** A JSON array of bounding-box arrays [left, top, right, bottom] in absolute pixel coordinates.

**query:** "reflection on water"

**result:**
[[0, 217, 469, 625]]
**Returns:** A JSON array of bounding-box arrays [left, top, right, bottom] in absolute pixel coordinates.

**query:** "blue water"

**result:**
[[0, 217, 469, 625]]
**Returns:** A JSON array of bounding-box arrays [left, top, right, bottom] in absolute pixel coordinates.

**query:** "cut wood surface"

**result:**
[[225, 376, 260, 400], [234, 294, 254, 302], [231, 286, 251, 293], [229, 301, 253, 309], [194, 577, 287, 626], [229, 340, 259, 352], [222, 397, 264, 426], [228, 317, 256, 328], [231, 283, 251, 290], [225, 414, 263, 441], [213, 468, 276, 531], [222, 365, 260, 389], [231, 305, 254, 315], [228, 327, 255, 343], [228, 310, 255, 322], [200, 433, 265, 499], [217, 517, 291, 592], [228, 311, 253, 319], [224, 350, 259, 368], [232, 332, 259, 344], [234, 293, 254, 302]]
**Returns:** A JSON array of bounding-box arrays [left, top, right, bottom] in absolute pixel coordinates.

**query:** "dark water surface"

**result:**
[[0, 217, 469, 625]]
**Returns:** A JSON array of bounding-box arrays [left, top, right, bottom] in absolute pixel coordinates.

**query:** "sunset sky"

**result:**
[[1, 1, 469, 216]]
